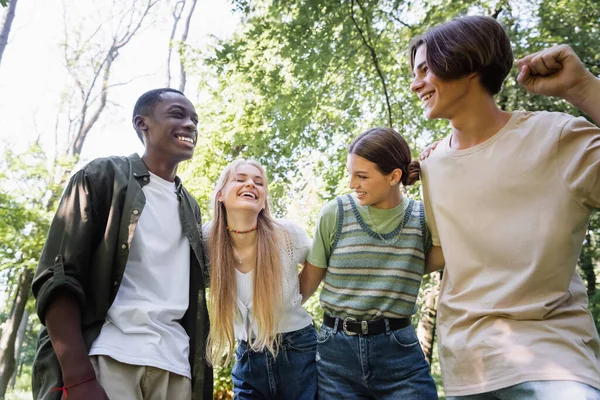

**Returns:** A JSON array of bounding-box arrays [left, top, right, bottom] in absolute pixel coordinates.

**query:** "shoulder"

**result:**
[[277, 219, 307, 237], [515, 110, 575, 132], [81, 155, 130, 177], [74, 155, 132, 190], [62, 156, 128, 192], [277, 219, 310, 248], [421, 134, 452, 169], [319, 196, 347, 218]]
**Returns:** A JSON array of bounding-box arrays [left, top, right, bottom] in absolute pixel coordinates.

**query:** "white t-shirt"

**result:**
[[204, 220, 313, 342], [90, 171, 192, 378], [421, 111, 600, 396]]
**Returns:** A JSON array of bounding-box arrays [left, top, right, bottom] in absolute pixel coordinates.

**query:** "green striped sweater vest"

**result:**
[[320, 194, 430, 320]]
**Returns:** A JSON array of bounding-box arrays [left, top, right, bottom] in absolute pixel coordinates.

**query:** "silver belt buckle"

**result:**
[[342, 317, 357, 336]]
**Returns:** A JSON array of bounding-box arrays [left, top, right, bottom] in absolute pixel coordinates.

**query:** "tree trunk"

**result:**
[[167, 0, 185, 87], [416, 271, 441, 365], [579, 230, 596, 296], [0, 0, 18, 69], [0, 268, 33, 398], [178, 0, 197, 92], [8, 310, 28, 391]]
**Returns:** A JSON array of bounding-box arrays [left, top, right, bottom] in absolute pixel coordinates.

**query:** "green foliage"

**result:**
[[4, 0, 600, 396], [0, 0, 8, 8], [189, 0, 600, 396], [0, 146, 62, 298], [213, 362, 234, 399]]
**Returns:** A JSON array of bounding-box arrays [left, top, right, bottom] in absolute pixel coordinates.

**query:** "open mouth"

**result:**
[[239, 191, 257, 200], [175, 134, 195, 145], [421, 92, 434, 102]]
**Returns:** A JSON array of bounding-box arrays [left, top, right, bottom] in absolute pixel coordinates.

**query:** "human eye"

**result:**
[[358, 175, 367, 180]]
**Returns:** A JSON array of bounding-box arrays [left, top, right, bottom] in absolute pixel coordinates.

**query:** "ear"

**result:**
[[467, 71, 478, 82], [217, 191, 224, 203], [390, 169, 403, 185], [133, 115, 148, 135]]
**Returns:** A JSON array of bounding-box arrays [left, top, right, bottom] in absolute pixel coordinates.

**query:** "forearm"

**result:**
[[566, 75, 600, 125], [45, 292, 95, 384], [424, 245, 445, 275], [299, 262, 326, 304]]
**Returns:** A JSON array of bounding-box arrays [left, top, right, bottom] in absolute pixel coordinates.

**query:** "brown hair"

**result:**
[[409, 16, 513, 95], [206, 159, 283, 366], [349, 127, 420, 186]]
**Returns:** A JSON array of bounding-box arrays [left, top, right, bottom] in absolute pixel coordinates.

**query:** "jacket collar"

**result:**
[[128, 153, 183, 192]]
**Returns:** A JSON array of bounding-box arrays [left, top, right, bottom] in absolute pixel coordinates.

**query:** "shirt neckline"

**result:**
[[445, 111, 522, 157]]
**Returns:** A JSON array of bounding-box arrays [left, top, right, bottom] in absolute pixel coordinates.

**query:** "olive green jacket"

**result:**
[[31, 154, 212, 399]]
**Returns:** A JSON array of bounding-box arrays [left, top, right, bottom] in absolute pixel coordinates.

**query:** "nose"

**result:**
[[183, 116, 196, 132], [410, 76, 423, 93], [349, 177, 358, 190]]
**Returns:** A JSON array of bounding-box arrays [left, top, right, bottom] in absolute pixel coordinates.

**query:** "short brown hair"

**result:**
[[409, 16, 513, 95], [349, 127, 421, 186]]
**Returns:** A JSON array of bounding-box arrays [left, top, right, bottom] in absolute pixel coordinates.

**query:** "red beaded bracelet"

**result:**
[[51, 376, 96, 399]]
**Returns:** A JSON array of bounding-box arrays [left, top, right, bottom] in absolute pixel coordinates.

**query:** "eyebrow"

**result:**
[[346, 167, 369, 174], [168, 104, 199, 120], [235, 173, 263, 180], [413, 61, 427, 76]]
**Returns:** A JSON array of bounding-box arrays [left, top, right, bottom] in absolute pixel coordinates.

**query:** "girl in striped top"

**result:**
[[300, 127, 442, 399]]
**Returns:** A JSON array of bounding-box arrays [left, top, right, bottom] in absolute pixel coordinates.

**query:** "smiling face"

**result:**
[[347, 153, 399, 209], [410, 45, 471, 121], [217, 163, 267, 215], [136, 91, 199, 165]]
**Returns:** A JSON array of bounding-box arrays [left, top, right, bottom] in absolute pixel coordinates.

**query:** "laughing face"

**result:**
[[410, 44, 471, 121], [139, 92, 199, 164], [347, 153, 398, 209], [218, 163, 266, 214]]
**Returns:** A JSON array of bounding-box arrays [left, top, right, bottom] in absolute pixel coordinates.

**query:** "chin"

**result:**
[[425, 108, 440, 120]]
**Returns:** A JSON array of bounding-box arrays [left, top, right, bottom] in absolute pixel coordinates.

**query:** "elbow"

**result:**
[[33, 264, 86, 326]]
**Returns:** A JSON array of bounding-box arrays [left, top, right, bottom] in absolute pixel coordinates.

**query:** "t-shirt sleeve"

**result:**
[[557, 116, 600, 209], [420, 162, 441, 247], [306, 199, 339, 269]]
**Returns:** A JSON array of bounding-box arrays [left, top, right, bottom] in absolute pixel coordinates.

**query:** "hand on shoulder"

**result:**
[[420, 140, 441, 161]]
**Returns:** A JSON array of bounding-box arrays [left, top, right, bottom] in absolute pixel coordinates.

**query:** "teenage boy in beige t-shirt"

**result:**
[[410, 16, 600, 400]]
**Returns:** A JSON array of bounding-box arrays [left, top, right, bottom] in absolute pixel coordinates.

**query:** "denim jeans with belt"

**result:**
[[316, 319, 438, 399], [232, 324, 318, 400]]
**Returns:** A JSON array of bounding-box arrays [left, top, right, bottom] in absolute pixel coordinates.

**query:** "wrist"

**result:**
[[61, 357, 96, 386], [564, 73, 600, 110]]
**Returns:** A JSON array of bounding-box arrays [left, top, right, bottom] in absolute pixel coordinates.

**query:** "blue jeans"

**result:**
[[232, 324, 318, 400], [447, 380, 600, 400], [316, 320, 438, 399]]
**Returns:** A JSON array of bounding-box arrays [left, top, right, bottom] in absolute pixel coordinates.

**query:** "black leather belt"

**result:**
[[323, 314, 411, 336]]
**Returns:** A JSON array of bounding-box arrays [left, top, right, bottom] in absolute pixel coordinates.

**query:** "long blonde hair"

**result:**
[[207, 159, 283, 366]]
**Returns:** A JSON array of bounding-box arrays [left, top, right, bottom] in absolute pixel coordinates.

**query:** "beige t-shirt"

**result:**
[[421, 111, 600, 396]]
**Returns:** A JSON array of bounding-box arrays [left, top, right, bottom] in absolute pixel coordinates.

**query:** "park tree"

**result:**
[[0, 0, 18, 69], [0, 0, 599, 397], [184, 1, 600, 395], [0, 0, 161, 394]]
